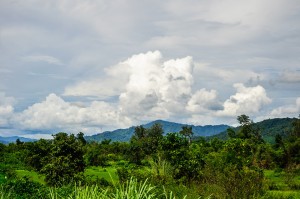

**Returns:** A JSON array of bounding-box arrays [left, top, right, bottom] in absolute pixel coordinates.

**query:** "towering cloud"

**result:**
[[118, 51, 194, 120]]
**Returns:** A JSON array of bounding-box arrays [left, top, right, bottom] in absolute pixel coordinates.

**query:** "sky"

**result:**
[[0, 0, 300, 139]]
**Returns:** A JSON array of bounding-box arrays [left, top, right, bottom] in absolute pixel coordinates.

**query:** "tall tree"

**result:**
[[179, 126, 193, 144], [77, 132, 87, 145], [41, 132, 85, 186], [237, 114, 253, 139], [26, 139, 51, 171], [147, 123, 164, 154], [134, 126, 147, 139], [292, 115, 300, 138]]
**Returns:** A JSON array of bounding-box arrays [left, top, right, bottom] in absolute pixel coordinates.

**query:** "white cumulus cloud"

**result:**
[[63, 51, 275, 127], [0, 92, 15, 126], [64, 51, 197, 122], [218, 83, 272, 116], [14, 93, 131, 133], [270, 97, 300, 117], [118, 51, 195, 121], [8, 51, 276, 133], [187, 89, 221, 113]]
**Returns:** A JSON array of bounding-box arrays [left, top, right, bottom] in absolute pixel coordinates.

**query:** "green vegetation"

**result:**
[[85, 166, 118, 183], [15, 170, 45, 185], [0, 116, 299, 198]]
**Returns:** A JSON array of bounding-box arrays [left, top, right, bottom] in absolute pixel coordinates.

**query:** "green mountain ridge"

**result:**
[[85, 120, 230, 142], [210, 117, 298, 142]]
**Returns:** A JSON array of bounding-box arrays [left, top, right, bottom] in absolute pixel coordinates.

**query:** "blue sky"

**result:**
[[0, 0, 299, 138]]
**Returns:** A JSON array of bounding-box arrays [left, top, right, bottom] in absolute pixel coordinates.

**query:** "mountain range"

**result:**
[[0, 136, 36, 144], [1, 117, 297, 144], [85, 120, 230, 142]]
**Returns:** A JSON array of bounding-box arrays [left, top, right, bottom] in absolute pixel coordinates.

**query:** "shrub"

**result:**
[[3, 177, 47, 199]]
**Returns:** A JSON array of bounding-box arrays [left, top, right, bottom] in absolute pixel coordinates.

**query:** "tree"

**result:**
[[222, 138, 255, 169], [179, 126, 193, 144], [236, 114, 263, 143], [237, 114, 252, 125], [128, 136, 145, 165], [41, 132, 85, 186], [161, 133, 189, 165], [127, 123, 164, 164], [146, 123, 164, 154], [227, 128, 236, 138], [237, 114, 253, 139], [16, 138, 24, 146], [274, 134, 284, 149], [134, 126, 147, 139], [162, 133, 203, 182], [284, 115, 300, 166], [128, 126, 147, 164], [291, 115, 300, 138], [77, 132, 87, 145], [26, 139, 51, 171]]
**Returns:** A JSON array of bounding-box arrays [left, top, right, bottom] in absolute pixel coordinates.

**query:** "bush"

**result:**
[[84, 176, 111, 187], [202, 164, 265, 198], [3, 177, 47, 199], [116, 166, 151, 184]]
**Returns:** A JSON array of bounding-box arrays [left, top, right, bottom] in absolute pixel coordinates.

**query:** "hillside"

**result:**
[[208, 117, 297, 142], [85, 120, 230, 142]]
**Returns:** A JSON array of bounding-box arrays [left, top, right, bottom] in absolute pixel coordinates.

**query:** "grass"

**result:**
[[13, 165, 119, 185], [263, 169, 300, 199], [15, 169, 45, 185], [69, 185, 109, 199], [264, 170, 300, 190], [263, 190, 300, 199], [62, 177, 204, 199], [9, 167, 299, 198], [0, 188, 11, 199], [112, 177, 156, 199], [264, 170, 289, 190], [84, 166, 119, 183]]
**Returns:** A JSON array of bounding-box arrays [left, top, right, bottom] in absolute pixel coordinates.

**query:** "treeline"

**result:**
[[0, 115, 299, 198]]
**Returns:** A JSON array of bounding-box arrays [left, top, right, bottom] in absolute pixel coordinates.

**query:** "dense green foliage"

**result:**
[[41, 133, 86, 186], [0, 116, 299, 198]]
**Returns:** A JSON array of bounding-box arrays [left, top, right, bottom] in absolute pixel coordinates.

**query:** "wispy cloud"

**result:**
[[22, 55, 64, 65]]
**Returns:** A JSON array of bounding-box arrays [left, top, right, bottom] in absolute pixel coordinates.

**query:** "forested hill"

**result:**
[[85, 120, 229, 142], [209, 117, 298, 142]]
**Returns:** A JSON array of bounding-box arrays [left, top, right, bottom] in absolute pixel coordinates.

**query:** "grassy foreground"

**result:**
[[262, 169, 300, 198], [0, 177, 208, 199], [2, 166, 299, 199]]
